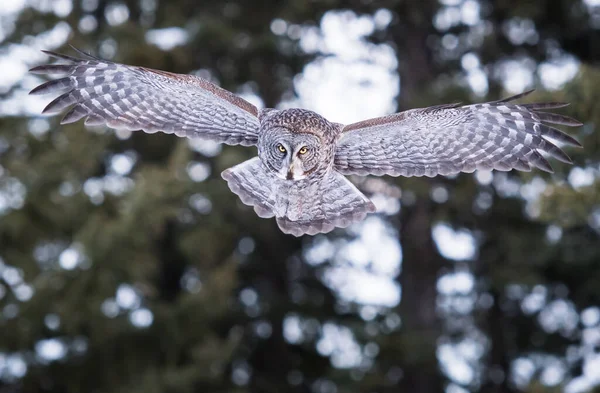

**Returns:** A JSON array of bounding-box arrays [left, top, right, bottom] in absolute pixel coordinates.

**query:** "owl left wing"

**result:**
[[334, 91, 582, 177], [29, 48, 260, 146]]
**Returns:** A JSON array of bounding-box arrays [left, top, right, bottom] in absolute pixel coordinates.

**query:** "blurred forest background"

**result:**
[[1, 0, 600, 392]]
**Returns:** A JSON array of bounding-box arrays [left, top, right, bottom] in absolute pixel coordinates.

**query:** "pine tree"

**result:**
[[0, 1, 599, 392]]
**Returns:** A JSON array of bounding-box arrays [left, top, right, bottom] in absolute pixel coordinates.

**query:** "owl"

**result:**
[[29, 48, 583, 236]]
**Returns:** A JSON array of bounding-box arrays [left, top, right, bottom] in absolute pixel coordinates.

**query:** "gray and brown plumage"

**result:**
[[29, 48, 583, 236]]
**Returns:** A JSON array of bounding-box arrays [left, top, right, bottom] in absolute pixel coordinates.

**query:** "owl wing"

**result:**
[[334, 91, 582, 177], [29, 48, 260, 146]]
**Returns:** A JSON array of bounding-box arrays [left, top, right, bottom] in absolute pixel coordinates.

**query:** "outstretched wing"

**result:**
[[334, 91, 582, 177], [29, 48, 260, 146]]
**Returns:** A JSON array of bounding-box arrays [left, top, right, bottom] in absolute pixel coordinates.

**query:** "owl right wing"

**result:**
[[334, 91, 582, 177], [29, 48, 260, 146]]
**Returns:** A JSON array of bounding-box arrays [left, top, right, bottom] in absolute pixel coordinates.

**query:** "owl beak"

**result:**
[[286, 157, 306, 181]]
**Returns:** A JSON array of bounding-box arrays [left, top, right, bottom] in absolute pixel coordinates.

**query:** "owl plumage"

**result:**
[[29, 48, 583, 236], [223, 109, 376, 236]]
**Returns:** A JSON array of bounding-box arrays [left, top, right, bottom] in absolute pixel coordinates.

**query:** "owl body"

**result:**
[[30, 48, 583, 236], [224, 107, 374, 236]]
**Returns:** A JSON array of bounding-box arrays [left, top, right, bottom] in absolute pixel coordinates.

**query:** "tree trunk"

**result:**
[[396, 198, 445, 393]]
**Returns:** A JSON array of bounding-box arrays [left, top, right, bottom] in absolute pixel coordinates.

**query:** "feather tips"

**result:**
[[29, 47, 260, 146], [335, 91, 582, 177], [222, 158, 376, 237]]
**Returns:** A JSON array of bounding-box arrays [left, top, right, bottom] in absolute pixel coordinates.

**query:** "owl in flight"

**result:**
[[30, 48, 582, 236]]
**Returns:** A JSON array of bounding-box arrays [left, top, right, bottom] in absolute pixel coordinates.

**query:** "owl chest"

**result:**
[[269, 166, 328, 220]]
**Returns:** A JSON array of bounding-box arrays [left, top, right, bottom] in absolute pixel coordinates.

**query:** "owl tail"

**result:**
[[222, 158, 376, 237]]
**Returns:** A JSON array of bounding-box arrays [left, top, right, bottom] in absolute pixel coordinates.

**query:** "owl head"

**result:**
[[258, 108, 337, 181]]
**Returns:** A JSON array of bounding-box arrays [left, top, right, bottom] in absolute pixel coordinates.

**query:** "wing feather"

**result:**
[[29, 48, 260, 146], [335, 91, 582, 177]]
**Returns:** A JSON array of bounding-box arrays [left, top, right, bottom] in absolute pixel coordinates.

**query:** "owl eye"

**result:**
[[298, 147, 308, 155], [277, 144, 286, 153]]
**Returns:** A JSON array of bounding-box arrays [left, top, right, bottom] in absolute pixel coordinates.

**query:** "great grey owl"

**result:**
[[29, 48, 583, 236]]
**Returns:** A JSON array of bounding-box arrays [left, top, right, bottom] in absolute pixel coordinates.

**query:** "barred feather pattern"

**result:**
[[334, 91, 582, 176], [29, 49, 260, 146], [222, 158, 376, 236]]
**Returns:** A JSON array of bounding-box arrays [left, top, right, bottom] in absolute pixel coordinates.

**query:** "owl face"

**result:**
[[260, 128, 322, 181]]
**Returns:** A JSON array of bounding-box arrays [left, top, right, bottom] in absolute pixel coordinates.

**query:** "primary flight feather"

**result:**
[[29, 48, 583, 236]]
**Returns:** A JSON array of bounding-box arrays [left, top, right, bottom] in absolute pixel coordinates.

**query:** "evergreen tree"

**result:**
[[0, 1, 598, 393]]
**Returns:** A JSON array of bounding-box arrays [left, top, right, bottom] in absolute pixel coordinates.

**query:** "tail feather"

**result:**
[[221, 158, 376, 236], [275, 172, 376, 236], [221, 158, 277, 219]]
